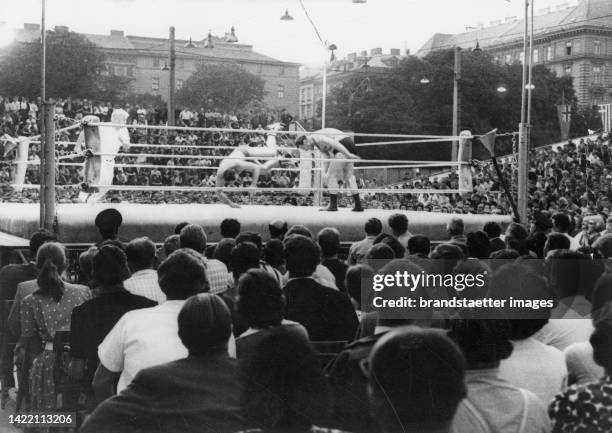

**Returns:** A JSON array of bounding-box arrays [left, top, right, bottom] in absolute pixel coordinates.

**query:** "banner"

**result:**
[[556, 104, 571, 141], [599, 104, 611, 133]]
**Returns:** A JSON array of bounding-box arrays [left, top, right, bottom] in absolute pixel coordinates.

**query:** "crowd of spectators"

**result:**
[[0, 208, 611, 432], [2, 94, 612, 218]]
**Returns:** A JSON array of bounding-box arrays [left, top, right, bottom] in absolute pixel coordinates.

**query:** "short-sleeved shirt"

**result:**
[[122, 269, 166, 303]]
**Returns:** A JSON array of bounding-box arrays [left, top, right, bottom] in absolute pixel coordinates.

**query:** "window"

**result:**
[[152, 77, 160, 91], [277, 84, 285, 99], [533, 49, 539, 63], [152, 57, 160, 68], [505, 53, 512, 64], [546, 46, 553, 61], [594, 40, 601, 55], [566, 41, 572, 56], [593, 66, 602, 83], [177, 79, 184, 90], [565, 64, 572, 76], [279, 66, 285, 76]]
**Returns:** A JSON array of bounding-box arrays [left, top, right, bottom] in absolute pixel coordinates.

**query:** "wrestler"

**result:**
[[295, 128, 363, 212]]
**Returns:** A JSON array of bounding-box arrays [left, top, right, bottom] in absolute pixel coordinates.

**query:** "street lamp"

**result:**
[[203, 31, 215, 49], [280, 9, 294, 20], [497, 85, 508, 93]]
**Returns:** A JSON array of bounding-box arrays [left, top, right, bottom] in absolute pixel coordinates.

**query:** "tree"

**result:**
[[95, 75, 134, 103], [0, 30, 106, 98], [176, 62, 265, 113]]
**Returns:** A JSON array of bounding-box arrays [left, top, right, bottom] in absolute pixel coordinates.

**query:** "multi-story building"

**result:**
[[299, 48, 406, 127], [417, 0, 612, 108], [12, 23, 300, 114]]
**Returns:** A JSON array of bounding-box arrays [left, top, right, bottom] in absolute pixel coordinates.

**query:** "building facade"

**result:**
[[417, 0, 612, 108], [299, 48, 406, 127], [13, 24, 300, 114]]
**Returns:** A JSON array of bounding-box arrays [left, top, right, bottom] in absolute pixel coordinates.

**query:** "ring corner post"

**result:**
[[40, 101, 56, 232], [457, 130, 472, 193]]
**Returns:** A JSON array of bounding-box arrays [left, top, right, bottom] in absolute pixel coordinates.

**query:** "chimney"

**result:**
[[360, 50, 368, 57], [24, 23, 40, 31], [110, 30, 124, 37], [54, 25, 69, 33], [370, 47, 383, 56], [490, 19, 502, 26], [347, 52, 357, 61], [504, 16, 517, 23], [538, 7, 551, 14], [390, 48, 400, 56]]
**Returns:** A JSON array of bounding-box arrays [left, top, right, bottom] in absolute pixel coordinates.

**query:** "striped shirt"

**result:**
[[123, 269, 166, 303]]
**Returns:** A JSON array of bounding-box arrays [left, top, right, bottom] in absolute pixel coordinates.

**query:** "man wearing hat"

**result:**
[[95, 208, 123, 246]]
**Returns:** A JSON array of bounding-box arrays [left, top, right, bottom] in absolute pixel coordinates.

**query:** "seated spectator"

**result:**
[[449, 310, 551, 433], [447, 217, 467, 251], [180, 224, 231, 295], [373, 233, 405, 259], [549, 307, 612, 433], [220, 218, 241, 239], [491, 263, 567, 403], [237, 326, 329, 433], [453, 258, 491, 300], [504, 222, 531, 256], [214, 237, 236, 268], [488, 248, 520, 272], [235, 269, 307, 358], [544, 233, 571, 257], [69, 245, 155, 402], [365, 243, 394, 272], [483, 221, 505, 253], [268, 219, 288, 240], [263, 238, 286, 277], [552, 213, 575, 249], [94, 208, 123, 246], [344, 264, 374, 320], [318, 227, 348, 292], [527, 211, 552, 258], [285, 225, 338, 289], [82, 294, 242, 433], [405, 234, 431, 270], [466, 230, 491, 259], [368, 327, 467, 433], [388, 213, 412, 249], [283, 235, 358, 342], [123, 237, 166, 303], [348, 217, 382, 265], [94, 249, 209, 401], [18, 242, 91, 412]]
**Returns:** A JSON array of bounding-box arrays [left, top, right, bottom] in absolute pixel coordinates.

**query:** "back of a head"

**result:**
[[483, 221, 501, 239], [93, 244, 131, 287], [95, 208, 123, 239], [78, 246, 98, 283], [317, 227, 340, 257], [345, 264, 374, 309], [429, 243, 465, 275], [505, 222, 529, 254], [590, 314, 612, 372], [593, 234, 612, 258], [263, 239, 285, 268], [453, 258, 491, 299], [376, 234, 405, 259], [286, 224, 313, 239], [158, 249, 208, 300], [547, 250, 598, 299], [179, 224, 207, 254], [35, 242, 67, 302], [178, 293, 232, 355], [366, 243, 395, 272], [240, 326, 326, 432], [447, 217, 465, 236], [237, 269, 284, 328], [268, 219, 288, 239], [29, 228, 57, 260], [552, 213, 571, 233], [369, 327, 466, 433], [284, 234, 320, 278], [220, 218, 241, 239], [364, 217, 383, 237], [230, 241, 261, 281], [235, 231, 263, 251], [545, 232, 571, 253], [466, 231, 491, 259], [125, 237, 156, 272], [214, 238, 236, 268], [174, 221, 190, 235], [388, 213, 408, 236], [163, 234, 181, 257], [408, 234, 430, 256], [591, 274, 612, 320]]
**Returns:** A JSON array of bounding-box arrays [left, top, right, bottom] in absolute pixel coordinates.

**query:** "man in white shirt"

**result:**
[[123, 237, 166, 303], [94, 249, 209, 400]]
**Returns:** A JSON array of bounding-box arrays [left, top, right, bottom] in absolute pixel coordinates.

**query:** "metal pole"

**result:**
[[452, 46, 461, 161], [41, 102, 55, 231], [168, 26, 176, 127], [517, 0, 530, 224], [321, 58, 327, 129], [527, 0, 534, 125], [39, 0, 47, 226]]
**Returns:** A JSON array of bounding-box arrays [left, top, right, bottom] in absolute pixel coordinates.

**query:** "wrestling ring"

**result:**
[[0, 119, 512, 244]]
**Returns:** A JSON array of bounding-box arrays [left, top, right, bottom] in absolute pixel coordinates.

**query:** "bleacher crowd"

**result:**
[[0, 208, 611, 432]]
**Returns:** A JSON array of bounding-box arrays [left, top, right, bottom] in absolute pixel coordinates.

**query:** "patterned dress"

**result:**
[[20, 283, 91, 412], [549, 376, 612, 433]]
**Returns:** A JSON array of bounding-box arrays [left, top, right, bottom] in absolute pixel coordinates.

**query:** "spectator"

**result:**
[[388, 213, 412, 249], [263, 238, 286, 277], [77, 246, 98, 288], [318, 227, 348, 292], [283, 235, 358, 342], [94, 208, 123, 246], [447, 217, 466, 247], [69, 245, 155, 403], [123, 237, 166, 303], [449, 310, 551, 433], [544, 233, 571, 257], [466, 230, 491, 259], [368, 327, 467, 433], [365, 243, 395, 272], [82, 294, 242, 433], [235, 269, 307, 358], [174, 221, 190, 235], [285, 225, 338, 290], [405, 234, 431, 270], [220, 218, 241, 239], [94, 249, 209, 400], [483, 221, 505, 253], [527, 211, 552, 258], [18, 242, 90, 412], [348, 217, 382, 265], [268, 219, 288, 240], [373, 233, 405, 259], [552, 213, 574, 249], [213, 237, 236, 268], [505, 222, 531, 256]]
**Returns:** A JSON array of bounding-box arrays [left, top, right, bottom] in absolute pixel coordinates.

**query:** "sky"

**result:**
[[2, 0, 577, 67]]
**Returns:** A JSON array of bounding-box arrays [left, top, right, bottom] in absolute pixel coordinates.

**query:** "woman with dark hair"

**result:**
[[237, 326, 336, 433], [235, 269, 307, 358], [19, 242, 90, 411], [449, 309, 551, 433]]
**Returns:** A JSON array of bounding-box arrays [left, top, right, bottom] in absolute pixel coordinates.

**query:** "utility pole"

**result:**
[[39, 0, 47, 227], [40, 102, 55, 231], [452, 46, 462, 162], [518, 0, 532, 224], [168, 26, 176, 126]]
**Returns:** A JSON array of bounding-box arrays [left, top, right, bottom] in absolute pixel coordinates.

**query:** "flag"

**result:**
[[557, 104, 572, 140], [479, 128, 498, 157], [599, 104, 611, 133]]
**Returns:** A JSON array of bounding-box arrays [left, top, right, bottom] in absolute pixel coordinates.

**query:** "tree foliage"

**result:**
[[325, 49, 577, 160], [0, 30, 106, 99], [176, 62, 265, 113]]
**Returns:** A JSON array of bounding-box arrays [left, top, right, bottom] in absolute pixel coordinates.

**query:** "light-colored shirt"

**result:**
[[203, 258, 231, 295], [564, 341, 605, 386], [499, 337, 567, 403], [533, 318, 593, 351], [123, 269, 166, 303], [347, 236, 375, 266]]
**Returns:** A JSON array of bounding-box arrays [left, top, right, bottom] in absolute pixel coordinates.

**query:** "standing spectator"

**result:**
[[388, 213, 412, 249], [505, 222, 531, 256], [220, 218, 241, 239], [123, 237, 166, 303], [268, 220, 288, 240], [93, 249, 209, 400], [552, 213, 575, 250], [283, 235, 358, 342], [483, 221, 505, 253], [82, 294, 242, 433], [318, 228, 348, 293], [466, 231, 491, 259], [348, 218, 382, 266]]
